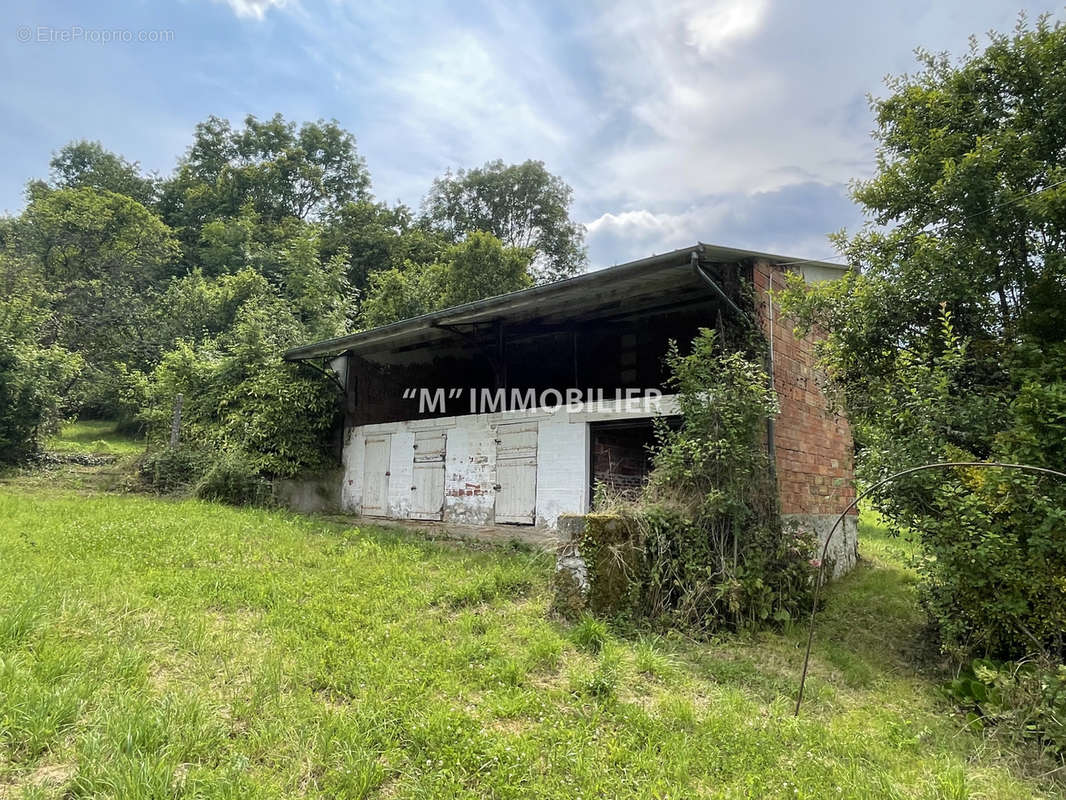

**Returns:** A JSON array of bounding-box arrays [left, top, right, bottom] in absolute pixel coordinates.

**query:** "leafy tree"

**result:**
[[14, 187, 179, 417], [359, 232, 531, 327], [48, 140, 158, 207], [143, 290, 341, 478], [358, 260, 444, 330], [276, 226, 353, 340], [424, 159, 587, 283], [440, 231, 532, 305], [154, 267, 274, 347], [159, 114, 371, 265], [321, 200, 448, 292], [781, 16, 1066, 659], [143, 225, 352, 480], [0, 268, 82, 463]]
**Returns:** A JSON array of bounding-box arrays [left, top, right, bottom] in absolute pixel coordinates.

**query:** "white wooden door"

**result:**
[[361, 435, 391, 516], [410, 430, 447, 521], [494, 421, 538, 524]]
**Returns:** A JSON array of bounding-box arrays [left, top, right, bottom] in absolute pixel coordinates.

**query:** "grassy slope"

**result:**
[[45, 421, 144, 456], [0, 489, 1058, 799]]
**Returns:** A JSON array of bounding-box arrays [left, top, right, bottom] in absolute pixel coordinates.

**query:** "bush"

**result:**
[[863, 316, 1066, 661], [142, 293, 342, 479], [615, 328, 817, 631], [138, 447, 210, 493], [194, 451, 273, 507], [944, 658, 1066, 759], [0, 295, 82, 465], [79, 363, 149, 435]]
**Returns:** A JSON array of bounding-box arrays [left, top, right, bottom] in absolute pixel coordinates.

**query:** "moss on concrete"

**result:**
[[554, 512, 643, 618]]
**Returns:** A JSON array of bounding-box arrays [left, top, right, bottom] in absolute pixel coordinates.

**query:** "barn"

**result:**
[[284, 243, 858, 568]]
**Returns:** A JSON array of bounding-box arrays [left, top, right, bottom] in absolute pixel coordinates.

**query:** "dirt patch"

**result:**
[[29, 762, 76, 787]]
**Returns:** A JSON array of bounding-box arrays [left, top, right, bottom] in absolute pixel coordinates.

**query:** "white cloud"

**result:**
[[248, 0, 1060, 267], [586, 207, 711, 245], [2, 0, 1060, 263], [685, 0, 769, 55], [574, 0, 878, 211], [214, 0, 287, 20], [274, 0, 591, 204], [582, 182, 863, 267]]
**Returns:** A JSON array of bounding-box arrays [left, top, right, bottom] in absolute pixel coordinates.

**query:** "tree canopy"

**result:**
[[783, 15, 1066, 659], [424, 159, 587, 283], [48, 141, 158, 207], [0, 112, 585, 471], [360, 232, 532, 328]]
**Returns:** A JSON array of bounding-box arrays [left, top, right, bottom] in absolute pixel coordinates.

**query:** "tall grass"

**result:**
[[0, 487, 1058, 798]]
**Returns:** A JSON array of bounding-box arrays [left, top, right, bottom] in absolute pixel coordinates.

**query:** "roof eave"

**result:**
[[282, 242, 850, 361], [283, 244, 703, 361]]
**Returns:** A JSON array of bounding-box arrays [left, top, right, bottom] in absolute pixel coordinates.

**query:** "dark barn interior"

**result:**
[[285, 247, 758, 428]]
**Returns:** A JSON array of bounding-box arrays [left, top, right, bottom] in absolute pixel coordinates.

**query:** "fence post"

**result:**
[[169, 393, 183, 449]]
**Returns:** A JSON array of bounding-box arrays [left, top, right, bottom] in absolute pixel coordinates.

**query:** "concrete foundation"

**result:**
[[783, 512, 859, 577]]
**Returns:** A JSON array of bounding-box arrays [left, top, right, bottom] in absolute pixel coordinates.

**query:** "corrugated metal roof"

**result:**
[[283, 242, 847, 361]]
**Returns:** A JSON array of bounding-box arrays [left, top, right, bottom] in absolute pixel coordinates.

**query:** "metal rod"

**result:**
[[293, 358, 347, 397], [690, 253, 751, 324], [795, 460, 1066, 716]]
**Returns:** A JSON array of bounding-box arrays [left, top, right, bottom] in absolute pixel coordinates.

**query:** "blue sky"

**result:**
[[2, 0, 1062, 267]]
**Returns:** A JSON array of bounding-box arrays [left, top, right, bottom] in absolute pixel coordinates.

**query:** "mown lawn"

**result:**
[[0, 487, 1059, 799]]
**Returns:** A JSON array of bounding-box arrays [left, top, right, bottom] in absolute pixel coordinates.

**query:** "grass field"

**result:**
[[45, 421, 144, 456], [0, 487, 1060, 799]]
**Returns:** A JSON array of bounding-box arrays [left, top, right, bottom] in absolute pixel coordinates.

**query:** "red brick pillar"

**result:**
[[753, 261, 857, 575]]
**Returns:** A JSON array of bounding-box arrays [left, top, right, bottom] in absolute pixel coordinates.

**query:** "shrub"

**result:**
[[142, 293, 342, 479], [863, 314, 1066, 661], [0, 295, 82, 465], [944, 658, 1066, 759], [79, 363, 149, 435], [620, 328, 816, 630], [194, 451, 273, 507], [138, 447, 210, 493]]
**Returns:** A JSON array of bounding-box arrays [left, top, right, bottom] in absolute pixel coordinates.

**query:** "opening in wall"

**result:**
[[588, 418, 677, 509]]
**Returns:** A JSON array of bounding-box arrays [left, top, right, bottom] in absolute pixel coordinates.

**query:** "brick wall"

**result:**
[[753, 262, 856, 518]]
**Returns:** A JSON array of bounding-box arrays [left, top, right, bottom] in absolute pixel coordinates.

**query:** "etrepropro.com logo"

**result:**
[[16, 25, 175, 44]]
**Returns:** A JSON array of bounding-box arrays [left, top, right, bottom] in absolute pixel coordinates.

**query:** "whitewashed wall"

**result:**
[[340, 395, 678, 533]]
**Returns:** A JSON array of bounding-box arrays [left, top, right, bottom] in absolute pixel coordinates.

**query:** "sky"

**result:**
[[2, 0, 1062, 268]]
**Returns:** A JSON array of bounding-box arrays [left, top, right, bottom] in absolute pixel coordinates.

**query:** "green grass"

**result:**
[[0, 488, 1059, 799], [46, 420, 144, 456]]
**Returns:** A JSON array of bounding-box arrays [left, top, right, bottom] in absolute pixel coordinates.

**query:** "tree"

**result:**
[[15, 186, 179, 415], [0, 263, 82, 463], [159, 114, 372, 266], [440, 230, 532, 306], [48, 141, 158, 207], [424, 159, 587, 283], [781, 16, 1066, 659], [320, 200, 449, 293], [143, 271, 345, 478], [276, 226, 353, 341], [359, 232, 531, 328]]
